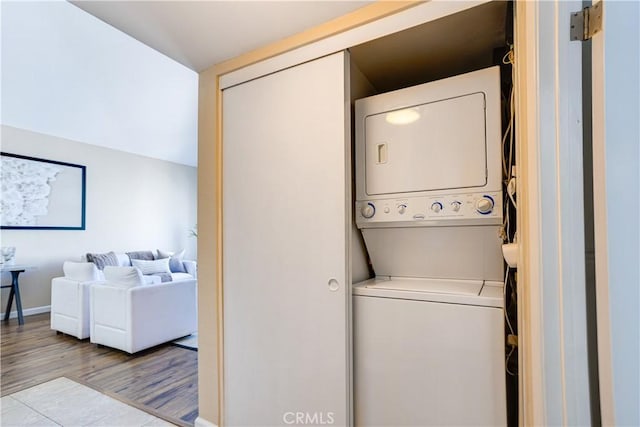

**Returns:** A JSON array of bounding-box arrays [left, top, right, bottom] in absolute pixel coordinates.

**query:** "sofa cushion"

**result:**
[[155, 273, 173, 283], [157, 249, 187, 273], [131, 258, 171, 275], [104, 266, 144, 288], [63, 261, 100, 282], [86, 251, 119, 270], [126, 250, 155, 261], [143, 275, 162, 285], [170, 273, 193, 282]]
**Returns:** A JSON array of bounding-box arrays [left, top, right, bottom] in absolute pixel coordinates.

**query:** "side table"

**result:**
[[1, 265, 36, 325]]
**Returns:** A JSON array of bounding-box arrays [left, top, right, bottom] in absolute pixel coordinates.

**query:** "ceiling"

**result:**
[[71, 1, 373, 72]]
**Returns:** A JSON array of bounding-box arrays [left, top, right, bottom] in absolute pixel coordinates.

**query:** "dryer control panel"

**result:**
[[355, 191, 502, 228]]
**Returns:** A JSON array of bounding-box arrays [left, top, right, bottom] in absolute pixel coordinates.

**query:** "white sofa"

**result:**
[[90, 267, 196, 353], [51, 251, 196, 340]]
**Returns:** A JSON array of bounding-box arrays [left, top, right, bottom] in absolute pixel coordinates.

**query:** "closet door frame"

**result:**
[[196, 2, 580, 426]]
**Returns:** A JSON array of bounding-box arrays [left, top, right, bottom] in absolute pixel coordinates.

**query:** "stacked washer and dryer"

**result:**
[[353, 66, 507, 426]]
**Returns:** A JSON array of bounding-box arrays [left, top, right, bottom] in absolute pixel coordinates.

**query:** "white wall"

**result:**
[[595, 1, 640, 424], [0, 125, 197, 314], [1, 0, 198, 166]]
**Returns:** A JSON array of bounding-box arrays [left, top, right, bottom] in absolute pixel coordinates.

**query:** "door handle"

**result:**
[[377, 143, 387, 164]]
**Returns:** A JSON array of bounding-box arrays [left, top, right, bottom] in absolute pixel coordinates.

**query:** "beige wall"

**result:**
[[0, 125, 197, 315]]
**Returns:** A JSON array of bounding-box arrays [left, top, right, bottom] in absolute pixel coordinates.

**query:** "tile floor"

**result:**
[[1, 377, 175, 426]]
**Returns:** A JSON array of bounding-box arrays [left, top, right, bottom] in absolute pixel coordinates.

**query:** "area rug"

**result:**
[[1, 377, 174, 426], [171, 332, 198, 350]]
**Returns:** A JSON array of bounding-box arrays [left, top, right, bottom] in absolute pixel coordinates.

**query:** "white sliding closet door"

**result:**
[[222, 52, 350, 426]]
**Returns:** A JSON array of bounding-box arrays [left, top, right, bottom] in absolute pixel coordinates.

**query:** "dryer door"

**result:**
[[364, 92, 487, 196]]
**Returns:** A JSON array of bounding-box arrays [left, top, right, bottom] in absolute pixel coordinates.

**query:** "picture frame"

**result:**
[[1, 152, 86, 230]]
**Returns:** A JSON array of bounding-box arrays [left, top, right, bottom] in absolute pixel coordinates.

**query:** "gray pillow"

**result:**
[[86, 251, 119, 270], [126, 250, 155, 261], [157, 249, 187, 273]]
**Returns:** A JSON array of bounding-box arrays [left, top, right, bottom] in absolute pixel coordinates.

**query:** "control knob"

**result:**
[[397, 204, 407, 214], [430, 202, 443, 213], [451, 201, 462, 212], [476, 196, 495, 215], [361, 202, 376, 219]]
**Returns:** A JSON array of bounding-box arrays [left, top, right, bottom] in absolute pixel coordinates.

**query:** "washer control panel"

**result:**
[[356, 192, 502, 226]]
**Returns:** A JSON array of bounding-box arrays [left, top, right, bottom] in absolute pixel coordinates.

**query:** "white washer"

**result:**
[[353, 278, 506, 426], [353, 66, 507, 426]]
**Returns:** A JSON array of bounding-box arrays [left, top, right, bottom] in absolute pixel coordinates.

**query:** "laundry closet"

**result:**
[[218, 2, 516, 426]]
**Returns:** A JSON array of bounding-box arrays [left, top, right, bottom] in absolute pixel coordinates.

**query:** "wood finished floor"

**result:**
[[0, 313, 198, 426]]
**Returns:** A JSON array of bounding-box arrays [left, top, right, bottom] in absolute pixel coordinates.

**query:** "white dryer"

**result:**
[[353, 66, 507, 426]]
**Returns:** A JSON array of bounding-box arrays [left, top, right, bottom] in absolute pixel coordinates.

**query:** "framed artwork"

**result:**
[[1, 152, 86, 230]]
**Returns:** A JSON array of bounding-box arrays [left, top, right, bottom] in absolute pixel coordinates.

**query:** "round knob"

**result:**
[[430, 202, 443, 213], [476, 196, 494, 214], [451, 201, 462, 212], [361, 202, 376, 218], [397, 204, 407, 214], [384, 207, 390, 214]]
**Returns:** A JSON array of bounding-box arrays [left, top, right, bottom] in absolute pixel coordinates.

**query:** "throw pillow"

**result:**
[[114, 253, 131, 267], [62, 261, 100, 282], [130, 258, 171, 275], [126, 250, 155, 261], [157, 249, 187, 273], [86, 251, 119, 270], [104, 266, 144, 288], [156, 249, 174, 259]]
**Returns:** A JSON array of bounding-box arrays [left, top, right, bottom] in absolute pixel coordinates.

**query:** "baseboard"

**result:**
[[194, 416, 218, 427], [0, 305, 51, 319]]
